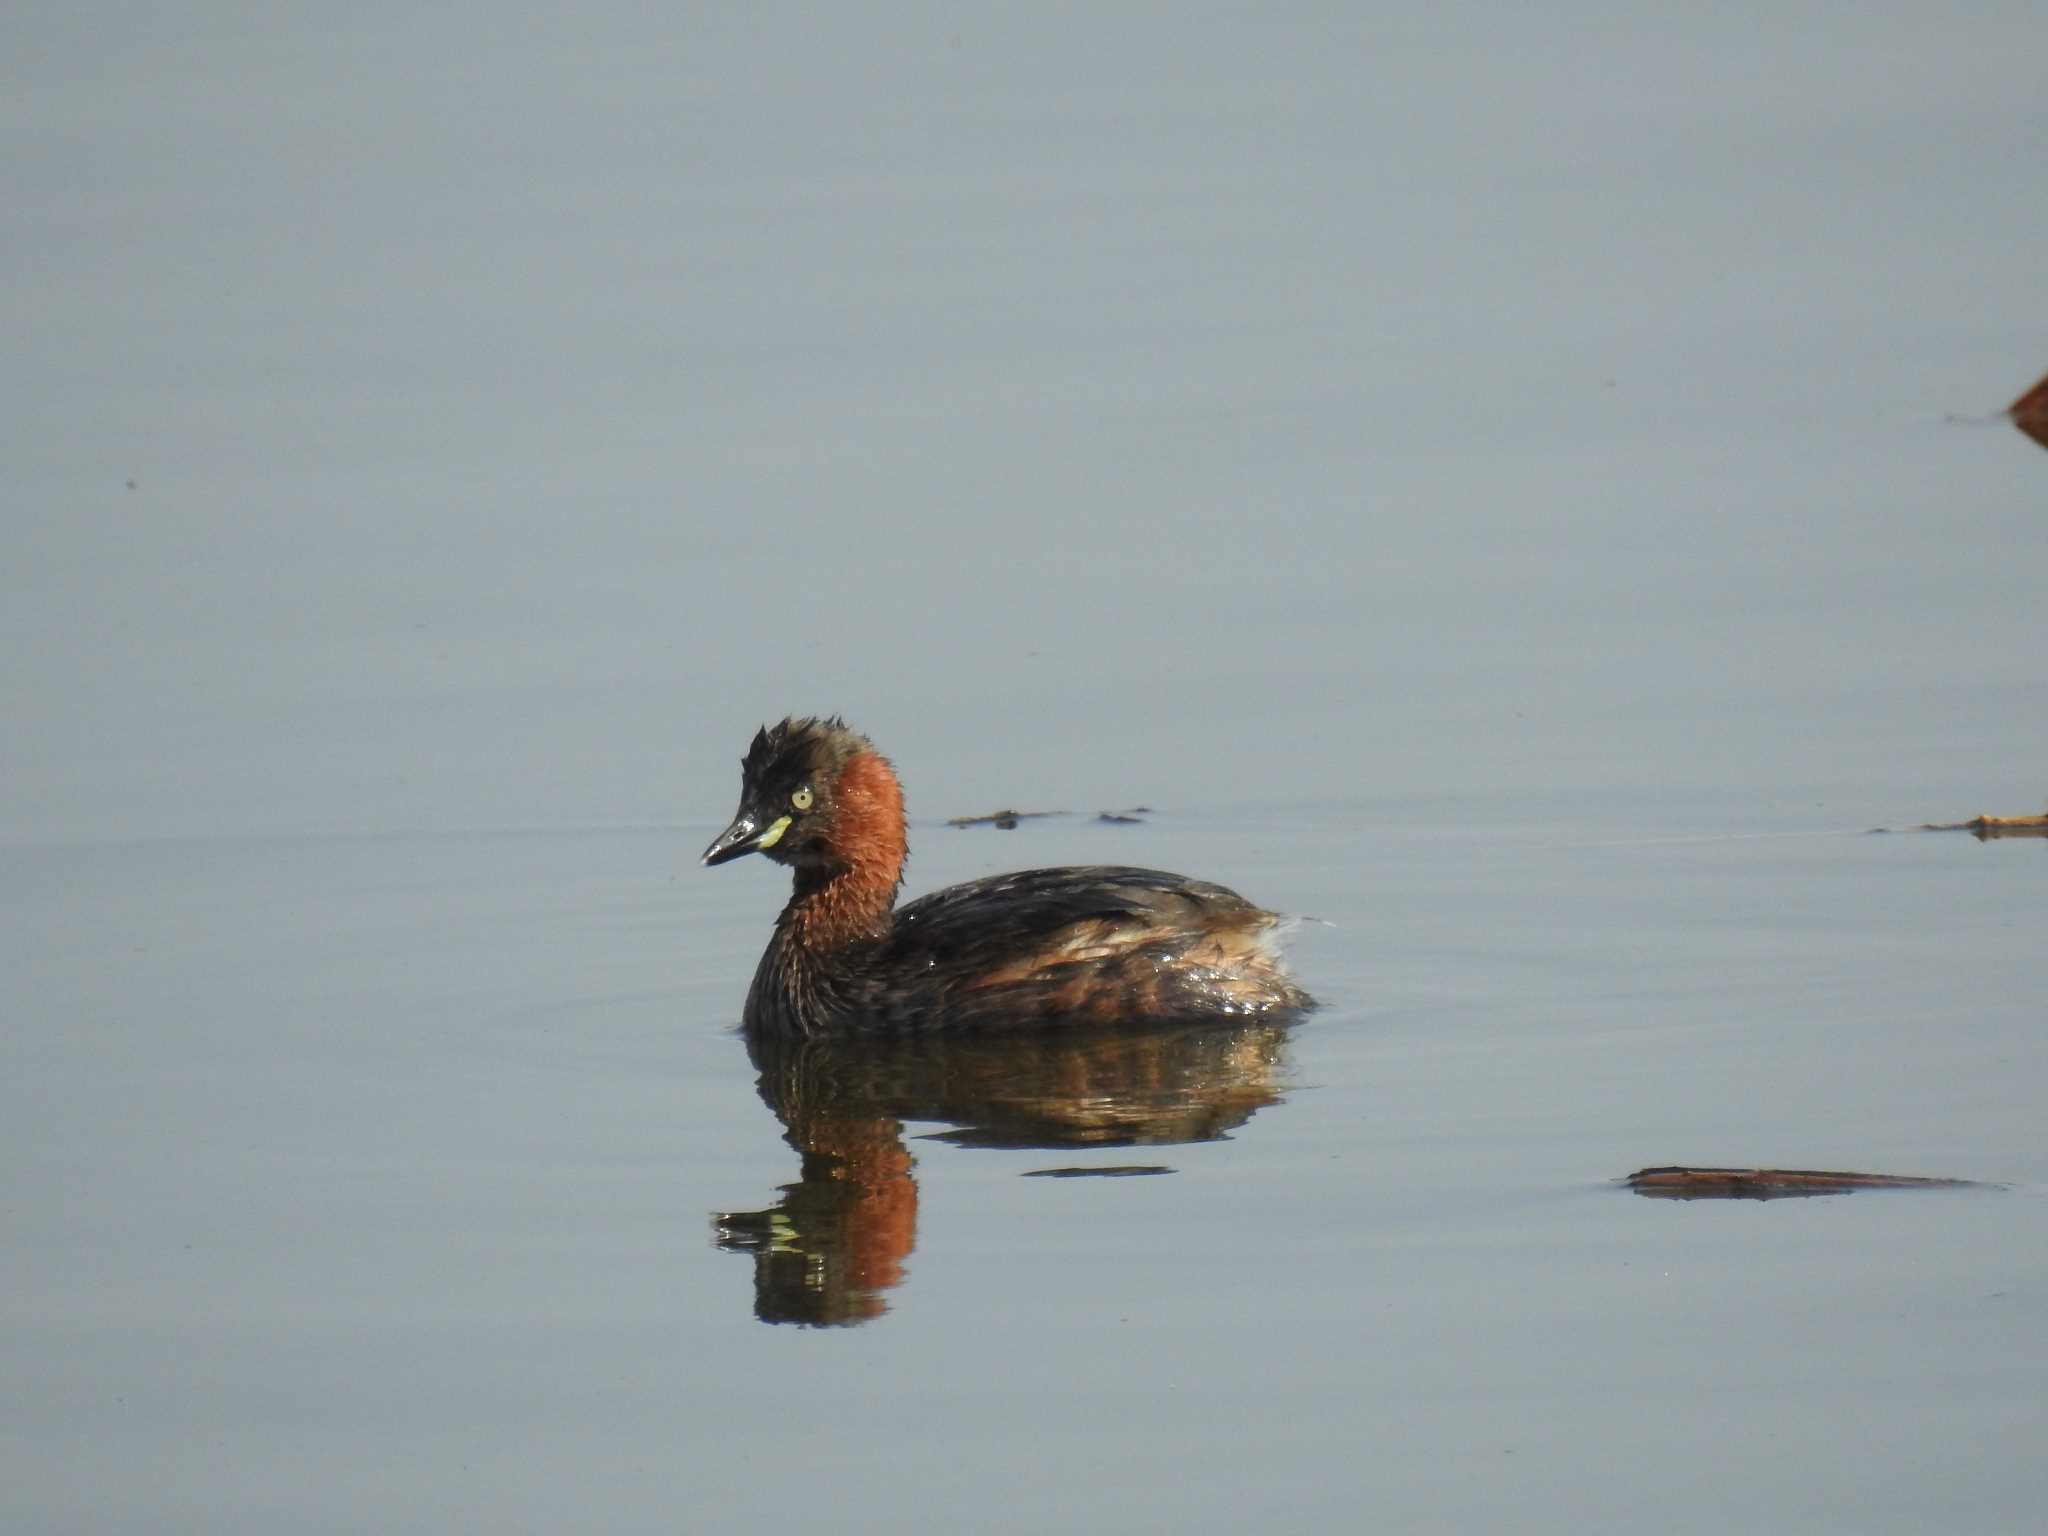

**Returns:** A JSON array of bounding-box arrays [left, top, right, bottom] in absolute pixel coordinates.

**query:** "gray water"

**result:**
[[6, 5, 2045, 1532]]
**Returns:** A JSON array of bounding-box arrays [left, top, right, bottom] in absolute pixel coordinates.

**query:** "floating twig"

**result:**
[[1625, 1165, 1997, 1200], [948, 806, 1153, 830], [1910, 814, 2048, 839], [1022, 1165, 1174, 1179], [946, 809, 1063, 830]]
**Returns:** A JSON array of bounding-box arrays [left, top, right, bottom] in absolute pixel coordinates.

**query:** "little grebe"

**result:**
[[702, 717, 1314, 1034]]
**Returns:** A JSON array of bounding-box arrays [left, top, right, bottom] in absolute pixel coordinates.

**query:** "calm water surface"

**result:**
[[6, 3, 2045, 1532], [8, 806, 2041, 1531]]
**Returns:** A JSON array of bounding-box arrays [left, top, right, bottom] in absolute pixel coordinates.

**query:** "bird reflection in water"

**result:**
[[713, 1018, 1296, 1326]]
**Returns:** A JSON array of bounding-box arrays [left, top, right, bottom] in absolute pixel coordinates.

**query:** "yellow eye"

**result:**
[[791, 785, 814, 812]]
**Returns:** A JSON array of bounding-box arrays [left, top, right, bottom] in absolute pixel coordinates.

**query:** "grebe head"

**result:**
[[702, 716, 901, 873]]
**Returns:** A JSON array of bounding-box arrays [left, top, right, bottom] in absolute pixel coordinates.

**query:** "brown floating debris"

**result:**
[[1021, 1164, 1174, 1178], [946, 809, 1062, 830], [2010, 368, 2048, 452], [1626, 1165, 1997, 1200], [948, 807, 1152, 830], [1911, 813, 2048, 839]]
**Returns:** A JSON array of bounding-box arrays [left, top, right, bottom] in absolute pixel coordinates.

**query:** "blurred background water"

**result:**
[[5, 4, 2044, 1532]]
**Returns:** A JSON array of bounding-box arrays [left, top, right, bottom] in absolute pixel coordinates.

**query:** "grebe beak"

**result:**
[[702, 810, 791, 866]]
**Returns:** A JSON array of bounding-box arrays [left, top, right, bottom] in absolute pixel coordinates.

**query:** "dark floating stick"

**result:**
[[945, 809, 1064, 830], [2010, 368, 2048, 452], [947, 807, 1152, 829], [1910, 814, 2048, 839], [1625, 1166, 1999, 1201], [1022, 1165, 1174, 1179]]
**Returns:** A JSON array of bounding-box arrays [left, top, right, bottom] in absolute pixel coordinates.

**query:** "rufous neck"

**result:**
[[784, 749, 906, 948]]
